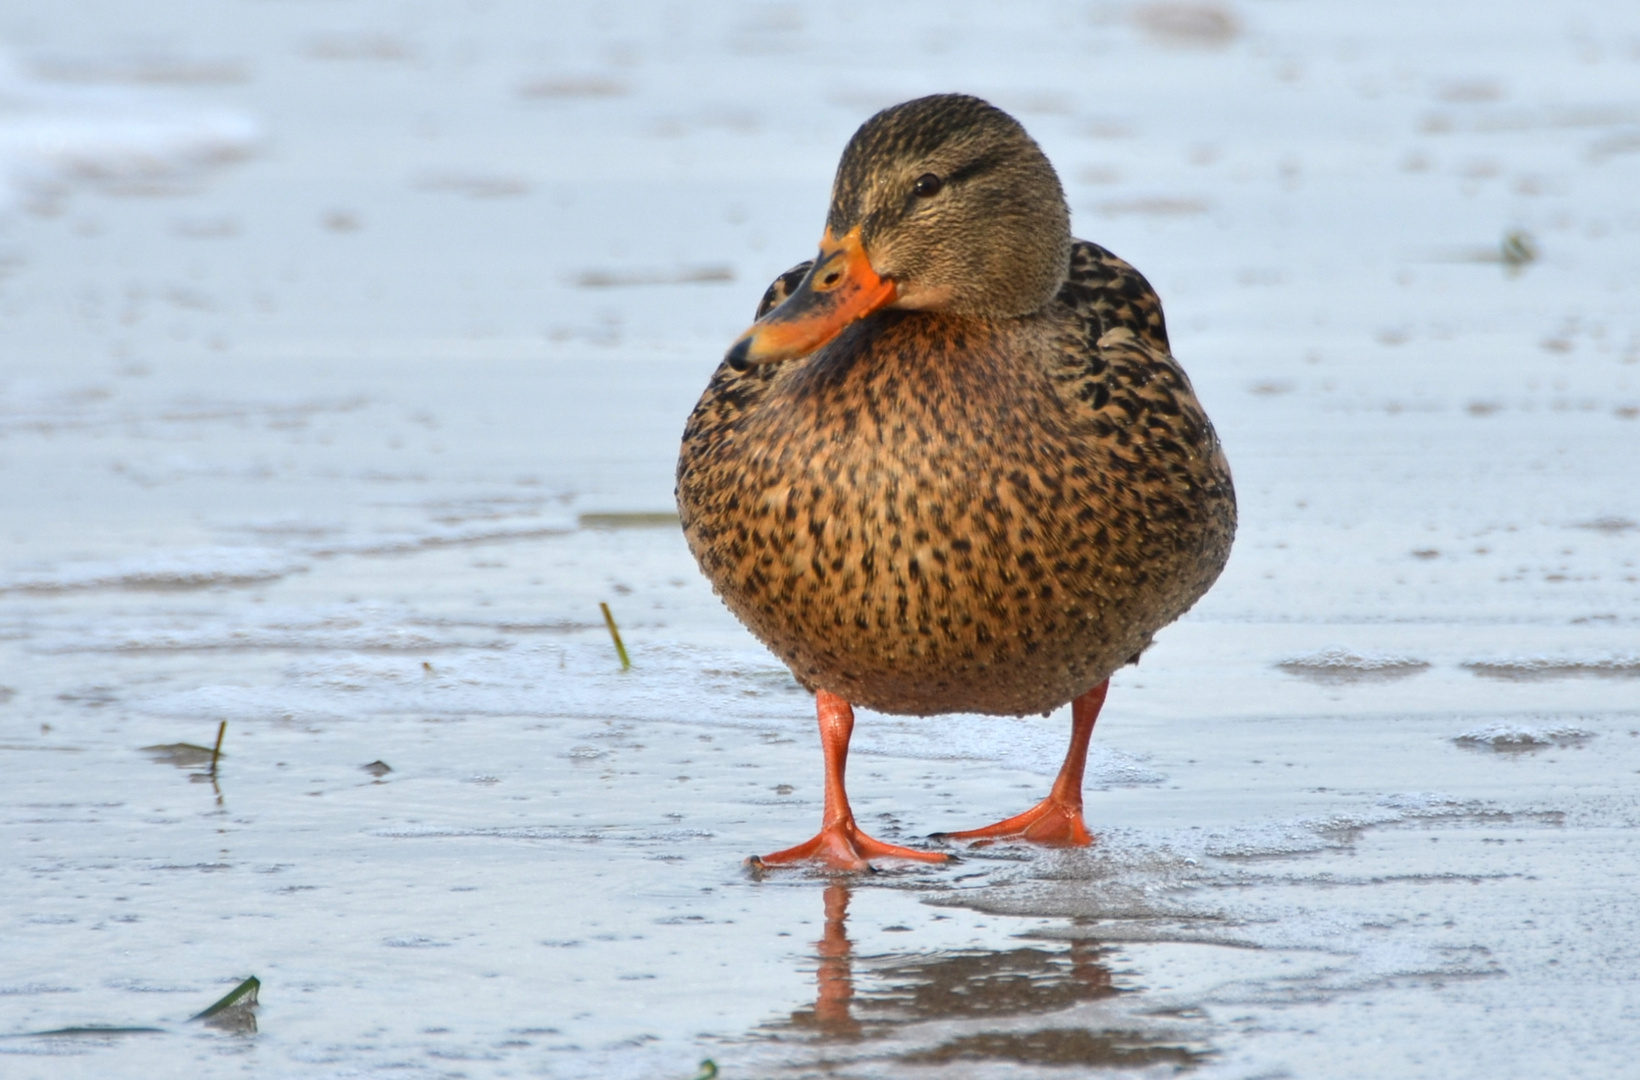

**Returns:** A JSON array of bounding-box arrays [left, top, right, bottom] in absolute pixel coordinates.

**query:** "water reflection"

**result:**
[[809, 883, 860, 1038], [143, 733, 228, 804], [776, 882, 1209, 1070]]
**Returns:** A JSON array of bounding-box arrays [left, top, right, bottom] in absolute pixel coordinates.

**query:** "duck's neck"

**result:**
[[787, 310, 1041, 407]]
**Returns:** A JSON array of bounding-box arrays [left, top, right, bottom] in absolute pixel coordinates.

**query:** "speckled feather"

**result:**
[[676, 240, 1235, 716]]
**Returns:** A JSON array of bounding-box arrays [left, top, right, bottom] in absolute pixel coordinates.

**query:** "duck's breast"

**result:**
[[678, 306, 1232, 716]]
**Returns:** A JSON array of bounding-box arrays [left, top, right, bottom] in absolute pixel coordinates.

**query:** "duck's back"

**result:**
[[677, 241, 1235, 716]]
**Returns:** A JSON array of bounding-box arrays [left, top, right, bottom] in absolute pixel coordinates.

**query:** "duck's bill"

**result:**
[[725, 227, 897, 369]]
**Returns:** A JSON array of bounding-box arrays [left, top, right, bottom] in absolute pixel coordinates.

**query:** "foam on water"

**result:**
[[1463, 655, 1640, 681], [119, 638, 1142, 778], [1454, 722, 1596, 749], [855, 715, 1163, 784], [0, 53, 257, 214], [933, 789, 1563, 991], [0, 548, 304, 594], [1276, 645, 1432, 683], [29, 607, 511, 653], [0, 378, 363, 435], [300, 520, 577, 557], [2, 509, 579, 596]]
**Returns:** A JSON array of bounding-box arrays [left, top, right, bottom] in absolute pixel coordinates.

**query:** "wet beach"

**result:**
[[2, 1, 1639, 1077]]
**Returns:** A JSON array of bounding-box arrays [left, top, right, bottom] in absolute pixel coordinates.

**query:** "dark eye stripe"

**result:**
[[943, 151, 1005, 187]]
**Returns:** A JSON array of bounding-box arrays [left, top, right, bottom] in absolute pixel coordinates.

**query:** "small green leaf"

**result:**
[[190, 976, 259, 1022]]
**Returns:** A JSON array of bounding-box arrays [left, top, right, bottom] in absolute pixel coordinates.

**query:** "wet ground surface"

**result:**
[[2, 1, 1639, 1077]]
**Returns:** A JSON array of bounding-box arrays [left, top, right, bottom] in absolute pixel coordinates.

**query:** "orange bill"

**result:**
[[725, 226, 898, 369]]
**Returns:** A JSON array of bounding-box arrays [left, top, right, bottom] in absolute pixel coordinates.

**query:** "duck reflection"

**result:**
[[780, 881, 1207, 1069], [811, 883, 861, 1038]]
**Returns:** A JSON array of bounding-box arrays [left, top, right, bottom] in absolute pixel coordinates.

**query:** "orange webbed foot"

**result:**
[[934, 681, 1109, 850], [933, 795, 1093, 848], [749, 820, 950, 872]]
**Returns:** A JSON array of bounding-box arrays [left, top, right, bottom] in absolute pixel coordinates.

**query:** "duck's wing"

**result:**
[[1058, 240, 1170, 354], [1046, 240, 1203, 434], [755, 261, 815, 319], [1046, 237, 1233, 503], [679, 262, 814, 493], [1043, 241, 1236, 662]]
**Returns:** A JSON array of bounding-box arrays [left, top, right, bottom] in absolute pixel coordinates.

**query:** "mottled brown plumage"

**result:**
[[679, 97, 1233, 718], [674, 94, 1234, 865]]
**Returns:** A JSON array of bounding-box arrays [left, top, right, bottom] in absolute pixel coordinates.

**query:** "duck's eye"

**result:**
[[912, 173, 943, 198]]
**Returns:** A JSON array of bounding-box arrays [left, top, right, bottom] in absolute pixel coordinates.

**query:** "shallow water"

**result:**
[[2, 1, 1639, 1078]]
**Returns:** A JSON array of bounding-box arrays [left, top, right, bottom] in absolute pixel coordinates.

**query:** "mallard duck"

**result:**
[[676, 94, 1235, 870]]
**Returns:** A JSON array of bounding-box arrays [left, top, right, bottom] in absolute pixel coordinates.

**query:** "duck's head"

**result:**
[[726, 94, 1071, 369]]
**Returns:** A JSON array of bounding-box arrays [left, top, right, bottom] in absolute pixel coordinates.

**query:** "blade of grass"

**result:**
[[599, 602, 632, 670], [209, 721, 227, 777]]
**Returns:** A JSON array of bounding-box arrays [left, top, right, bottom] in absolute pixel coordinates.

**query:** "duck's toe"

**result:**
[[748, 820, 949, 872], [934, 796, 1093, 848]]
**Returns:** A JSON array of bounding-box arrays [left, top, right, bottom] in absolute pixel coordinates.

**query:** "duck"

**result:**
[[675, 94, 1236, 871]]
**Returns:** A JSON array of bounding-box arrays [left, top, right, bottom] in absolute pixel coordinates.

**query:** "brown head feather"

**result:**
[[825, 94, 1072, 319]]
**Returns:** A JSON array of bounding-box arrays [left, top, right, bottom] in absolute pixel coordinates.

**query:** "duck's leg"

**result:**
[[749, 690, 949, 871], [936, 680, 1108, 847]]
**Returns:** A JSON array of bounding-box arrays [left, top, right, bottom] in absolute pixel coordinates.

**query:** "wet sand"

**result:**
[[2, 1, 1639, 1077]]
